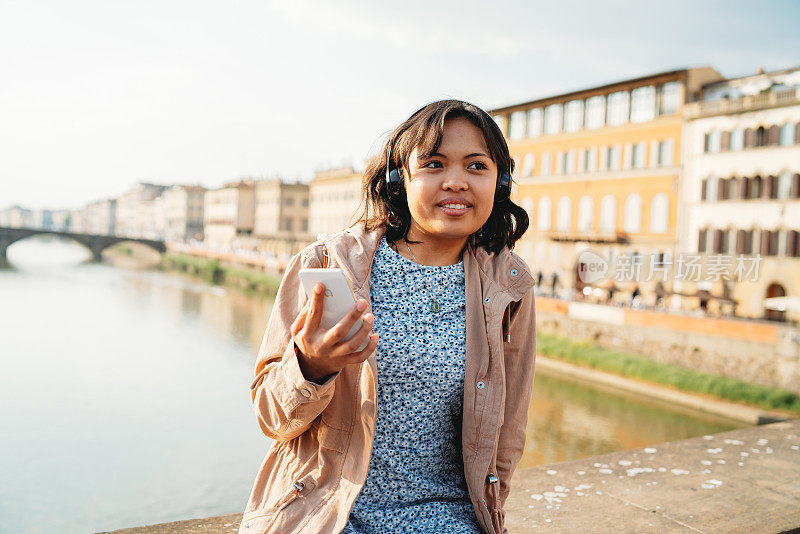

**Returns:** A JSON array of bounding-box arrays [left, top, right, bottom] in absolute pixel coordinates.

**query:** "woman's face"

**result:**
[[403, 116, 498, 242]]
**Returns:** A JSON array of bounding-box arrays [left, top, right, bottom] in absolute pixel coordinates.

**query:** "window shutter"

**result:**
[[720, 131, 730, 151]]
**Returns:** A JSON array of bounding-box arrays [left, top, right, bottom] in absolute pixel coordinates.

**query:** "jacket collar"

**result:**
[[316, 223, 534, 302]]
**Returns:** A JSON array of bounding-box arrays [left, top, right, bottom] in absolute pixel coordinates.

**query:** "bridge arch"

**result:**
[[0, 227, 166, 264]]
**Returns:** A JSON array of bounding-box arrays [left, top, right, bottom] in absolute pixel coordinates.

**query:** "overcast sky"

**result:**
[[2, 0, 799, 210]]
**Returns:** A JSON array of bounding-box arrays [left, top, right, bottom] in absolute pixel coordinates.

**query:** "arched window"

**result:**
[[750, 176, 762, 199], [537, 196, 552, 230], [744, 128, 756, 148], [767, 125, 781, 146], [600, 195, 617, 233], [623, 142, 633, 170], [728, 176, 739, 200], [706, 130, 721, 153], [565, 149, 576, 174], [650, 193, 669, 233], [766, 175, 778, 199], [718, 178, 729, 200], [755, 126, 766, 147], [697, 228, 708, 252], [540, 151, 552, 176], [730, 128, 744, 151], [577, 195, 593, 231], [522, 197, 534, 221], [586, 146, 598, 172], [521, 154, 535, 177], [780, 123, 796, 146], [658, 138, 675, 166], [778, 172, 792, 200], [556, 196, 572, 231], [624, 193, 642, 233]]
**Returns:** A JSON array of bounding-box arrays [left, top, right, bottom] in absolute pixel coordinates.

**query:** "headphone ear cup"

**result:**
[[387, 167, 403, 196], [497, 171, 512, 200]]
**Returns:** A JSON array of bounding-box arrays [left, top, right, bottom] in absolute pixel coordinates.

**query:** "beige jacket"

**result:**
[[239, 223, 537, 534]]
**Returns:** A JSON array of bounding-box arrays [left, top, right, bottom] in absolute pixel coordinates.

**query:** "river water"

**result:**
[[0, 237, 743, 533]]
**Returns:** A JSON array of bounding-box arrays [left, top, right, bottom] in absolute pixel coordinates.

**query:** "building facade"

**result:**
[[161, 185, 205, 243], [490, 68, 723, 305], [84, 199, 117, 235], [253, 178, 311, 259], [114, 182, 168, 238], [308, 167, 363, 238], [203, 180, 255, 251], [681, 66, 800, 322]]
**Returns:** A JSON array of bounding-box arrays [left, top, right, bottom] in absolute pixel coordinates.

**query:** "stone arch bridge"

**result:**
[[0, 226, 166, 264]]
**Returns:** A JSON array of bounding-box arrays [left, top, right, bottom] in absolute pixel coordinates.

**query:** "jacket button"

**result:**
[[300, 388, 311, 398], [510, 268, 518, 276], [476, 381, 485, 389]]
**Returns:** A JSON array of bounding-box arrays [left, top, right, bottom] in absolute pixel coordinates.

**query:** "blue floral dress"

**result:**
[[341, 237, 482, 533]]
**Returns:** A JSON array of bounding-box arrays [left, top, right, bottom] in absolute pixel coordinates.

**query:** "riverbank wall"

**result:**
[[99, 418, 800, 534], [536, 296, 800, 395]]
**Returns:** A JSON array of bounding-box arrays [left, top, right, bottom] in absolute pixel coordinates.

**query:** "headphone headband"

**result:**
[[385, 140, 511, 201]]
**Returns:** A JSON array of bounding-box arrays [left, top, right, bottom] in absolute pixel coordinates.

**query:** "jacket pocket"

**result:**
[[240, 472, 318, 531]]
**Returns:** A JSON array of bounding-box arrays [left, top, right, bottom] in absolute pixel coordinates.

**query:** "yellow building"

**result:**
[[308, 166, 363, 238], [490, 68, 722, 303]]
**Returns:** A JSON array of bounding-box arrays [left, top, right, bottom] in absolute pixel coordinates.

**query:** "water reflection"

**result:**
[[0, 237, 745, 534]]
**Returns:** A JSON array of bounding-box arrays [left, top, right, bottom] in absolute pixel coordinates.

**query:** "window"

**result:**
[[509, 111, 526, 140], [565, 149, 577, 174], [586, 146, 598, 172], [650, 193, 669, 233], [564, 100, 584, 132], [658, 138, 674, 166], [697, 229, 707, 252], [540, 151, 552, 176], [608, 144, 622, 171], [730, 128, 744, 151], [556, 196, 572, 231], [606, 91, 630, 126], [577, 195, 593, 231], [521, 154, 535, 177], [492, 114, 506, 135], [778, 172, 792, 200], [736, 229, 753, 254], [707, 176, 721, 201], [555, 151, 565, 174], [537, 197, 551, 230], [659, 82, 680, 115], [761, 229, 778, 256], [585, 96, 606, 129], [599, 145, 608, 170], [781, 123, 796, 146], [544, 103, 563, 135], [577, 148, 586, 173], [284, 218, 293, 231], [526, 108, 543, 138], [600, 195, 617, 232], [633, 141, 647, 168], [706, 130, 721, 153], [302, 219, 308, 232], [630, 86, 656, 123], [522, 197, 534, 221], [622, 143, 632, 170], [623, 193, 642, 233], [649, 140, 659, 168]]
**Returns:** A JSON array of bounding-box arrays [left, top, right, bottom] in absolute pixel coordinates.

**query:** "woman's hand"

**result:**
[[290, 282, 380, 382]]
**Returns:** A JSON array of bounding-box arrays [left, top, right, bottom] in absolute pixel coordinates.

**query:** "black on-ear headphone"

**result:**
[[385, 141, 512, 201]]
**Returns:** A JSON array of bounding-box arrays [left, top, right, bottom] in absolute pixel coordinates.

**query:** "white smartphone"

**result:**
[[298, 268, 370, 352]]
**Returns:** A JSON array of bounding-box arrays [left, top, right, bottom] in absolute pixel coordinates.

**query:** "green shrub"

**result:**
[[537, 331, 800, 414]]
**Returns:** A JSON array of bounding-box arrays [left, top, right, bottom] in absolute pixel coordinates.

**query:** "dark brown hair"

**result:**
[[355, 99, 529, 255]]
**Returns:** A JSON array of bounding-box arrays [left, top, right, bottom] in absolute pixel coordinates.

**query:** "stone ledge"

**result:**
[[101, 419, 800, 534]]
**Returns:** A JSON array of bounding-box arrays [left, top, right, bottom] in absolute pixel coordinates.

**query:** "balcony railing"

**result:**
[[684, 88, 800, 119]]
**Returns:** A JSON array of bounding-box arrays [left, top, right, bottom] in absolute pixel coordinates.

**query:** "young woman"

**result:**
[[238, 100, 537, 534]]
